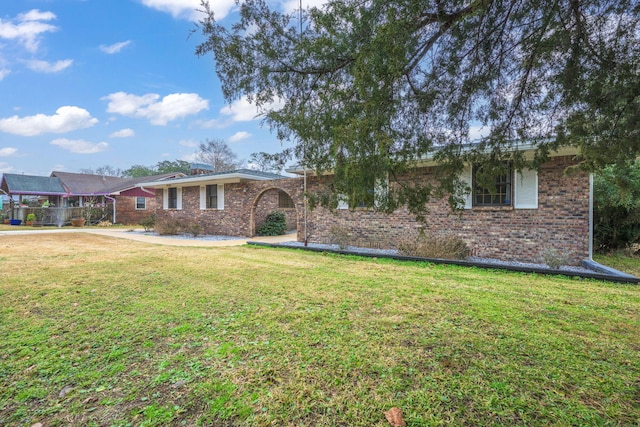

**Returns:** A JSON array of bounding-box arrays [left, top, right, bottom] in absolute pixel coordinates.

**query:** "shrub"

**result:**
[[257, 211, 287, 236], [184, 221, 204, 237], [541, 248, 571, 269], [140, 214, 156, 232], [155, 217, 180, 235], [398, 232, 470, 260], [329, 225, 351, 250], [26, 213, 36, 222]]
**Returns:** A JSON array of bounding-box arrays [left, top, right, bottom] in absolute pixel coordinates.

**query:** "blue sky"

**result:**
[[0, 0, 312, 176]]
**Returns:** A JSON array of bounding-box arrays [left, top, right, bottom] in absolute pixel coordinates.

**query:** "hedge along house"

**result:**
[[140, 146, 592, 265], [136, 169, 298, 236]]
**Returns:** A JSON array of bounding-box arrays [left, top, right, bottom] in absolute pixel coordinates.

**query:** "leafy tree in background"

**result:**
[[80, 166, 122, 176], [155, 160, 191, 175], [122, 160, 192, 177], [249, 150, 292, 174], [197, 0, 640, 217], [122, 164, 157, 177], [195, 138, 243, 172], [594, 162, 640, 252]]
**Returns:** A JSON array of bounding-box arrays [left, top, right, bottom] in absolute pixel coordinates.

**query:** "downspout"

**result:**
[[588, 173, 594, 261], [300, 0, 308, 247], [105, 195, 116, 224]]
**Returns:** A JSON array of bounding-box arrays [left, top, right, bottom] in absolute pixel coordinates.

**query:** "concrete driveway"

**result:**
[[0, 227, 297, 247]]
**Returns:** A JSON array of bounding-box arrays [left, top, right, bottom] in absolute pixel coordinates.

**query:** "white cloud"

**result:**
[[0, 162, 14, 173], [178, 139, 198, 147], [0, 68, 10, 80], [140, 0, 235, 20], [0, 9, 58, 53], [103, 91, 209, 125], [220, 96, 284, 122], [100, 40, 132, 54], [109, 128, 135, 138], [0, 106, 98, 136], [0, 147, 18, 156], [193, 118, 223, 129], [26, 58, 73, 73], [51, 138, 109, 154], [229, 131, 251, 142], [180, 152, 198, 162]]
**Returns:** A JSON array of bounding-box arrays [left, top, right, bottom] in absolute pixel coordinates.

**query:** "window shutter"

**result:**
[[199, 186, 206, 210], [176, 187, 183, 210], [217, 184, 224, 210], [163, 188, 168, 210], [514, 168, 538, 209], [337, 194, 348, 210], [460, 165, 473, 209], [374, 174, 389, 208]]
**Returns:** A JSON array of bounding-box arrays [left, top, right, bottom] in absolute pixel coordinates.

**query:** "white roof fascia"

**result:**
[[135, 172, 278, 188], [286, 144, 580, 175]]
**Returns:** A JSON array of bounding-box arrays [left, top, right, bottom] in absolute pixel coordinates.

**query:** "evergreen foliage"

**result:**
[[594, 161, 640, 251], [257, 211, 288, 236], [197, 0, 640, 219]]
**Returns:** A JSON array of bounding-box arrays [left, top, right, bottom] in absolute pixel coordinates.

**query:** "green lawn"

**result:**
[[594, 252, 640, 278], [1, 233, 639, 426]]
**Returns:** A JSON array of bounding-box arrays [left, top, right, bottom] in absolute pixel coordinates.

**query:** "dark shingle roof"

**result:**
[[1, 173, 67, 195], [51, 171, 125, 195], [194, 168, 285, 180], [51, 171, 184, 195], [108, 173, 185, 194]]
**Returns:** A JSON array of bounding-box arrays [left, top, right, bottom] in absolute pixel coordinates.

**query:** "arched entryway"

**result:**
[[249, 187, 299, 237]]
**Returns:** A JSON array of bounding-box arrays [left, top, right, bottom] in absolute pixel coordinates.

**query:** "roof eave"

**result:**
[[136, 172, 281, 188], [286, 144, 580, 175]]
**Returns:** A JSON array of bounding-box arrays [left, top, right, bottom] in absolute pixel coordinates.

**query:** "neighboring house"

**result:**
[[0, 174, 68, 205], [50, 171, 184, 224], [0, 171, 184, 224], [138, 146, 592, 265]]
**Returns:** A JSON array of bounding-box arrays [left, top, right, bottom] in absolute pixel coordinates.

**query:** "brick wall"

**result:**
[[254, 189, 297, 232], [116, 196, 157, 225], [302, 156, 590, 264], [153, 156, 590, 264]]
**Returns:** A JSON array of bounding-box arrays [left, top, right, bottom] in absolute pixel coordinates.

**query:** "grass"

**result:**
[[1, 233, 639, 426], [594, 251, 640, 278]]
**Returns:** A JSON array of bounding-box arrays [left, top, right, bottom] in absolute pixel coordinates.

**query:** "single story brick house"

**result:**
[[138, 145, 592, 265]]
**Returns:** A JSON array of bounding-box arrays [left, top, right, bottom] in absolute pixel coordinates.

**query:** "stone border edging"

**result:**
[[247, 242, 640, 285]]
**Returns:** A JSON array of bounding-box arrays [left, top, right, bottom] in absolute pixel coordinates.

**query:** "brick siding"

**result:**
[[154, 156, 590, 264], [115, 195, 158, 225]]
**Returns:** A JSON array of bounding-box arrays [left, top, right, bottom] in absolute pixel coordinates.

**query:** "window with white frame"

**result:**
[[337, 174, 388, 209], [135, 197, 146, 210], [199, 184, 224, 210], [167, 187, 178, 209], [206, 184, 218, 209], [473, 162, 512, 207], [460, 163, 538, 210]]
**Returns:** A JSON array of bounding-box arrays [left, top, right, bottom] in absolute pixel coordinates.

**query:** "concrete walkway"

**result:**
[[0, 227, 297, 247]]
